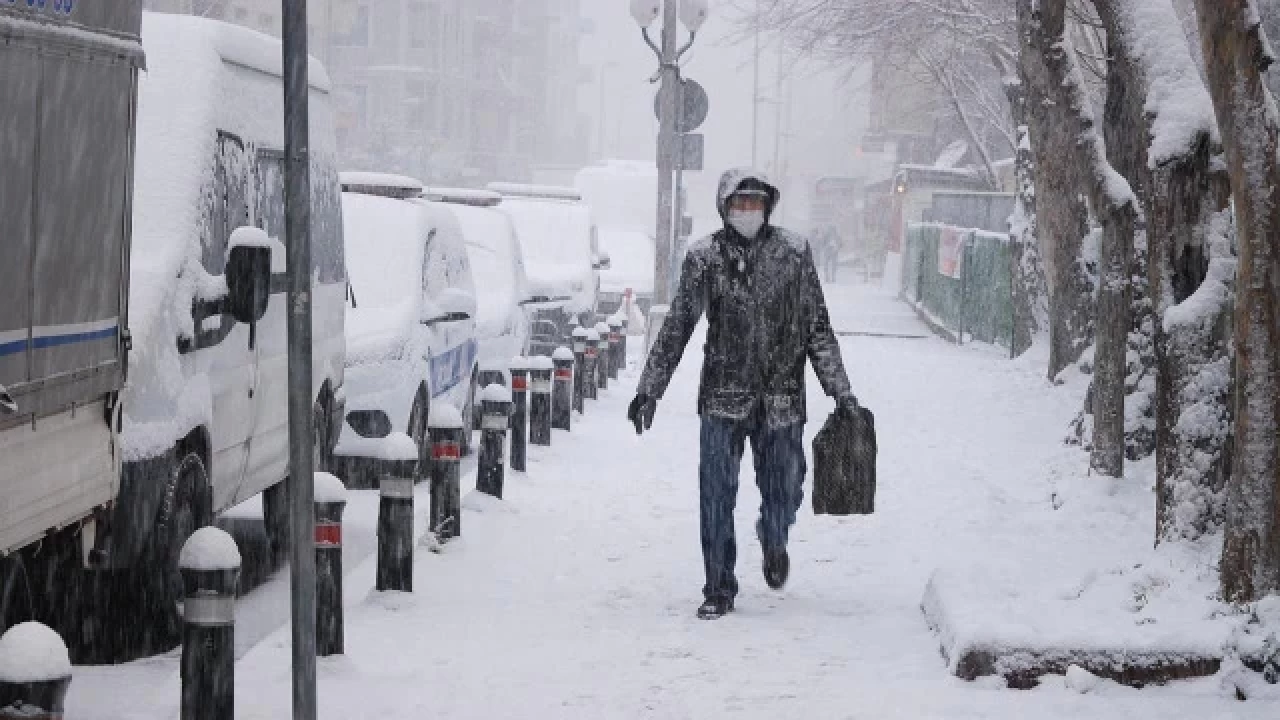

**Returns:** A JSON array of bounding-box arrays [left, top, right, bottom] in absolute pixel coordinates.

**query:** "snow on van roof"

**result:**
[[486, 182, 583, 202], [341, 171, 425, 198], [425, 187, 503, 207]]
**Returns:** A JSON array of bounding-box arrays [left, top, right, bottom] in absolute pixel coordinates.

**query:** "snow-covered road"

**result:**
[[67, 282, 1273, 718]]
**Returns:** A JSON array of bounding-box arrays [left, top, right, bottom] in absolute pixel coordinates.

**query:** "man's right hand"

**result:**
[[628, 394, 657, 435]]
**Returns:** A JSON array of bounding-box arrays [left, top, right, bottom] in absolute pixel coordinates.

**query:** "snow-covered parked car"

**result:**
[[486, 183, 607, 355], [596, 228, 656, 327], [425, 188, 537, 398], [333, 173, 479, 488], [112, 12, 347, 628]]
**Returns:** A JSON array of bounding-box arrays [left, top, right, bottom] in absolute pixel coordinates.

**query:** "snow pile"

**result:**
[[314, 472, 349, 504], [528, 356, 555, 371], [481, 384, 513, 404], [1117, 0, 1219, 166], [334, 430, 419, 463], [0, 622, 71, 683], [179, 526, 241, 571], [428, 403, 464, 430], [552, 347, 576, 362]]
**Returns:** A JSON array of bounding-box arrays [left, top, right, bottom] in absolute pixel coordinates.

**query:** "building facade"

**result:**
[[143, 0, 588, 186]]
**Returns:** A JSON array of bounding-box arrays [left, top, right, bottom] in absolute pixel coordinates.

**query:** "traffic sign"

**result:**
[[654, 78, 709, 133], [680, 133, 704, 171]]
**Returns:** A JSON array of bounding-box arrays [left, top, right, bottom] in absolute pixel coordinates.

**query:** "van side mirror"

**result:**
[[422, 287, 476, 326], [593, 252, 612, 271], [226, 227, 273, 324]]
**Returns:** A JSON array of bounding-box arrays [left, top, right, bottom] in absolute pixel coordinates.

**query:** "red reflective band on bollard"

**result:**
[[315, 522, 342, 548], [432, 442, 461, 461], [610, 333, 620, 342], [512, 377, 528, 391], [555, 368, 572, 380]]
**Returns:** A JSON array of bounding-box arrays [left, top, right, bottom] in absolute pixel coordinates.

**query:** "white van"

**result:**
[[487, 183, 606, 355], [333, 174, 479, 488], [106, 13, 347, 629], [426, 188, 535, 393]]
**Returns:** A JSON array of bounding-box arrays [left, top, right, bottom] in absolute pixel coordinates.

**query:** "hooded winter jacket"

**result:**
[[637, 168, 852, 427]]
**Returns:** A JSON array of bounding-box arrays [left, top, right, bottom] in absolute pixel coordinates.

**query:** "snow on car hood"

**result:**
[[345, 302, 415, 366]]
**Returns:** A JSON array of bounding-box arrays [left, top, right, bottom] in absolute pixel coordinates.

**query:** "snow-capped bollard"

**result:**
[[0, 622, 72, 720], [583, 328, 600, 401], [178, 527, 240, 720], [594, 322, 612, 390], [607, 316, 624, 380], [552, 347, 575, 431], [428, 403, 464, 540], [478, 384, 512, 498], [508, 356, 529, 473], [314, 472, 347, 656], [528, 356, 554, 447], [376, 436, 417, 593], [571, 327, 589, 414]]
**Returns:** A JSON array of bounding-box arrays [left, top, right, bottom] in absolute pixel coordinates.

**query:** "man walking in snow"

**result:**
[[628, 168, 860, 620]]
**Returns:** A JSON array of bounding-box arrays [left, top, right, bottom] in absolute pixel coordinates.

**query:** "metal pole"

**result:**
[[654, 0, 679, 306], [751, 0, 761, 168], [282, 1, 316, 718]]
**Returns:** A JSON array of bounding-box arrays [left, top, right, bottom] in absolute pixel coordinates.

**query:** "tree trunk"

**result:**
[[1005, 74, 1049, 357], [1017, 0, 1096, 381], [1027, 0, 1138, 478], [1192, 0, 1280, 602]]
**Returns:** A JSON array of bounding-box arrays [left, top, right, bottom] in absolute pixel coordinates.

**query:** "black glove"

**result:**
[[628, 393, 657, 435], [836, 394, 862, 418]]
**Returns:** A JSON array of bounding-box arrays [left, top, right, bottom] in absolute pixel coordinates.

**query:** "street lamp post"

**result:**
[[631, 0, 708, 306]]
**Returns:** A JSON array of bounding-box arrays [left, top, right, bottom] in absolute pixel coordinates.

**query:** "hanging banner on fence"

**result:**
[[938, 227, 965, 279]]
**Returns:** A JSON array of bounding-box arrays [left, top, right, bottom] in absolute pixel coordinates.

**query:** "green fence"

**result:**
[[902, 223, 1013, 348]]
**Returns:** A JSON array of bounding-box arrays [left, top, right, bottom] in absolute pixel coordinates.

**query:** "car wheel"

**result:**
[[459, 368, 478, 457], [150, 451, 211, 639], [0, 556, 33, 635]]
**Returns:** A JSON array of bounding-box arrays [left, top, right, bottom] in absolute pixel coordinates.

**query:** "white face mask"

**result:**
[[728, 209, 765, 238]]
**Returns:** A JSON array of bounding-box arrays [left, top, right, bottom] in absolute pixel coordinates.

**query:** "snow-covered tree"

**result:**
[[1190, 0, 1280, 602]]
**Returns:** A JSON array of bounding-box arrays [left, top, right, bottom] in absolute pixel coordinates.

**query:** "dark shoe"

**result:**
[[696, 597, 734, 620], [763, 548, 790, 589]]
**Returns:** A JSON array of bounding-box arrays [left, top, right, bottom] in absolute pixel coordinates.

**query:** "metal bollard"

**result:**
[[594, 322, 612, 390], [314, 472, 347, 656], [552, 347, 574, 431], [376, 451, 417, 593], [179, 527, 240, 720], [478, 384, 512, 498], [528, 356, 554, 446], [428, 403, 464, 540], [571, 327, 589, 414], [508, 356, 529, 473], [607, 316, 624, 380], [0, 623, 72, 720], [583, 328, 600, 401]]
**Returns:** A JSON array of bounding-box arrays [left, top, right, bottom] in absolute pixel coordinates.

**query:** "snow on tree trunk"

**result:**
[[1005, 76, 1049, 358], [1017, 0, 1096, 381], [1192, 0, 1280, 602], [1023, 0, 1140, 479]]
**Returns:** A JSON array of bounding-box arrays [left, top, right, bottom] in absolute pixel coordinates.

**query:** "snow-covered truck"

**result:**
[[0, 2, 145, 633]]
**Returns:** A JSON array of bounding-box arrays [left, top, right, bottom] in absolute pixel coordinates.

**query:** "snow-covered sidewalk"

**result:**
[[69, 283, 1275, 718]]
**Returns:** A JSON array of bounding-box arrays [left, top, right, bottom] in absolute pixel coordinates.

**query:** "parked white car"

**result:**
[[333, 174, 479, 488], [487, 183, 607, 355], [425, 188, 535, 397], [109, 13, 347, 630], [597, 228, 656, 324]]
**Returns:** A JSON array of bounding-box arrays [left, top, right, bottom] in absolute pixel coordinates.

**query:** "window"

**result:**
[[332, 4, 369, 47]]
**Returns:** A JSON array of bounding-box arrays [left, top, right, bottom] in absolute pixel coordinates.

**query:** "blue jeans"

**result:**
[[699, 411, 806, 602]]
